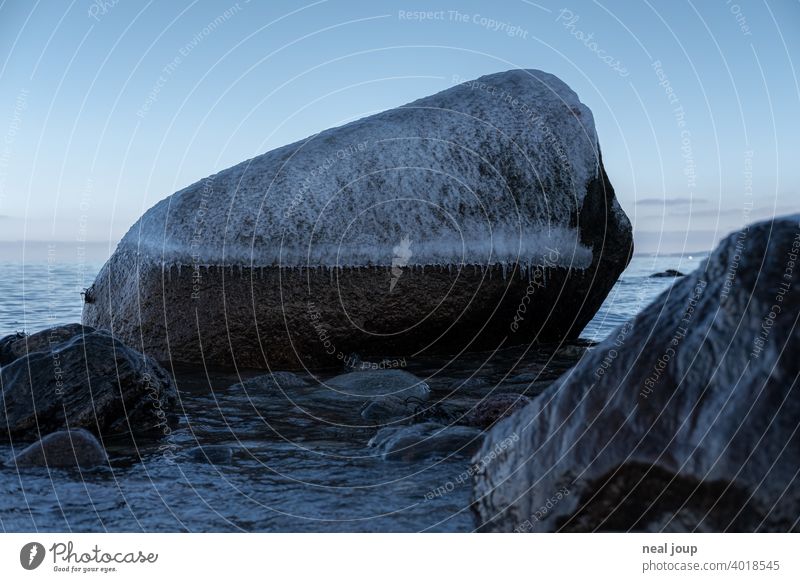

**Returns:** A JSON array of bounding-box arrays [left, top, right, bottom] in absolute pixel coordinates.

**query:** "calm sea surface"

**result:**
[[0, 254, 706, 532]]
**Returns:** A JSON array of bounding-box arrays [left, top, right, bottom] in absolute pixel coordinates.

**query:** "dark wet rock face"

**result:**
[[472, 216, 800, 532], [0, 325, 177, 442], [83, 69, 632, 369], [0, 323, 88, 367], [466, 393, 531, 429], [12, 429, 107, 469]]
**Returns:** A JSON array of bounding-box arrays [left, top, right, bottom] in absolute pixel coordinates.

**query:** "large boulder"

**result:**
[[472, 215, 800, 532], [0, 324, 177, 442], [83, 69, 632, 369]]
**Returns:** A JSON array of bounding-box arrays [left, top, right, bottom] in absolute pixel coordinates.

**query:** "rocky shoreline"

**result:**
[[1, 217, 796, 533], [472, 215, 799, 532]]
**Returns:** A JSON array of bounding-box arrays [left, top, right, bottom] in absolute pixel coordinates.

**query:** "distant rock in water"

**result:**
[[0, 324, 177, 442], [649, 269, 685, 278], [12, 429, 107, 469], [472, 215, 800, 532], [83, 69, 632, 369]]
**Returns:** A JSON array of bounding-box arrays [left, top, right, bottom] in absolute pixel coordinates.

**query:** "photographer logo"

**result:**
[[20, 542, 46, 570]]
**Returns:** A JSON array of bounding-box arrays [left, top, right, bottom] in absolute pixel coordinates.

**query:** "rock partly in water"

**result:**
[[360, 395, 420, 425], [472, 215, 800, 532], [0, 323, 88, 367], [649, 269, 685, 278], [12, 429, 107, 469], [83, 69, 632, 369], [369, 422, 483, 461], [466, 393, 532, 429], [0, 324, 177, 442], [323, 369, 430, 404]]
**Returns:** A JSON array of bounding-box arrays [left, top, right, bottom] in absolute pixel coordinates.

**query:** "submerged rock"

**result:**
[[650, 269, 685, 278], [368, 422, 483, 461], [0, 324, 177, 442], [472, 215, 800, 532], [12, 429, 107, 469], [324, 369, 430, 403], [83, 69, 632, 369], [360, 395, 420, 425]]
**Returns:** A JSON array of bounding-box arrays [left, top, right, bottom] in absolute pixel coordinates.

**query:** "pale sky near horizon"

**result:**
[[0, 0, 798, 259]]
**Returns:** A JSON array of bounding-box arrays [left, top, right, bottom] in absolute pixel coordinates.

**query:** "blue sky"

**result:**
[[0, 0, 798, 257]]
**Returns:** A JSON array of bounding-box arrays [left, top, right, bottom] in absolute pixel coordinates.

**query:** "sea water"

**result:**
[[0, 254, 706, 532]]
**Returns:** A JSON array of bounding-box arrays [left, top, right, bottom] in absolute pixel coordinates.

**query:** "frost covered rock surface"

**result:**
[[84, 69, 632, 368], [472, 216, 800, 532]]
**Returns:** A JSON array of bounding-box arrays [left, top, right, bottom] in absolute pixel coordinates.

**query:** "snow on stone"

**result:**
[[121, 69, 602, 270]]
